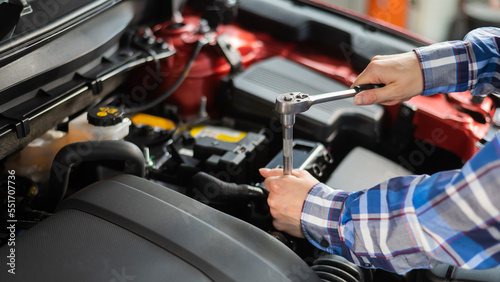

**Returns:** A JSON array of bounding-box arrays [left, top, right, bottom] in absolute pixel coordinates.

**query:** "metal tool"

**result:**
[[274, 84, 385, 175]]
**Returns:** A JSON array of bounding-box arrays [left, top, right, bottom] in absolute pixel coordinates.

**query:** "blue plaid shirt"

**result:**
[[301, 27, 500, 274]]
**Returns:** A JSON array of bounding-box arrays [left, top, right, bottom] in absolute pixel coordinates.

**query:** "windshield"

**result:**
[[312, 0, 500, 42], [0, 0, 99, 43], [0, 0, 113, 64]]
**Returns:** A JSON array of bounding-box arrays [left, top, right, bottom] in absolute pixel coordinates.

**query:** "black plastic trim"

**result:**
[[0, 1, 174, 159], [238, 0, 429, 71]]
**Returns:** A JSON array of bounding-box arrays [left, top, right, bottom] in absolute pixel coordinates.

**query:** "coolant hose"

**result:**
[[190, 171, 266, 204], [48, 140, 145, 211]]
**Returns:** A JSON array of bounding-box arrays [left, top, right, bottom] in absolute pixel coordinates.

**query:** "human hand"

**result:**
[[259, 168, 320, 238], [352, 51, 423, 106]]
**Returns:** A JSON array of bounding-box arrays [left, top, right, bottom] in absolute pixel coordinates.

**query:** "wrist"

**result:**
[[414, 40, 470, 96], [300, 183, 350, 253]]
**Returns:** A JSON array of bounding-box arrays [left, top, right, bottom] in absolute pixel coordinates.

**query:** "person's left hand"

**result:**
[[259, 168, 320, 238]]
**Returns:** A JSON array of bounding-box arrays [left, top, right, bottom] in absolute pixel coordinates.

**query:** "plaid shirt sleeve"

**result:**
[[414, 27, 500, 96], [302, 134, 500, 274], [301, 27, 500, 274]]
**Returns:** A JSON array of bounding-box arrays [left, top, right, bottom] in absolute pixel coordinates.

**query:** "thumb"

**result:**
[[354, 85, 395, 105], [259, 168, 285, 178], [353, 89, 379, 105]]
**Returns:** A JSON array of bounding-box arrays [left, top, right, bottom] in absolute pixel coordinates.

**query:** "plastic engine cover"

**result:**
[[0, 174, 320, 282], [229, 57, 384, 143]]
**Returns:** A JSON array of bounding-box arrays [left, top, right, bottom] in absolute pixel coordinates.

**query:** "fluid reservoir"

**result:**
[[5, 106, 132, 183], [5, 130, 68, 183], [67, 106, 132, 143]]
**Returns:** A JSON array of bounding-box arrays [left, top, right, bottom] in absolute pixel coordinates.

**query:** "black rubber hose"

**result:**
[[313, 270, 347, 282], [48, 140, 145, 211], [124, 39, 206, 114], [312, 254, 367, 282], [311, 265, 356, 282], [190, 171, 266, 204]]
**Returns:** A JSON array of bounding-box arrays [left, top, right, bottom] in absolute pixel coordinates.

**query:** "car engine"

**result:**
[[1, 0, 499, 281]]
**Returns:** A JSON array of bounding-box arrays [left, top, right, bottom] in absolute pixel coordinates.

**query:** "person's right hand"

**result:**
[[352, 51, 424, 106], [259, 168, 319, 238]]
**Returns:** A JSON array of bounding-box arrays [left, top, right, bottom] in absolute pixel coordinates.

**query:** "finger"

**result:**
[[272, 220, 284, 231], [380, 99, 401, 106], [372, 54, 402, 61], [351, 65, 383, 88], [353, 89, 381, 105], [263, 176, 277, 192], [264, 176, 286, 194], [259, 168, 285, 178], [272, 218, 289, 231], [267, 194, 279, 209]]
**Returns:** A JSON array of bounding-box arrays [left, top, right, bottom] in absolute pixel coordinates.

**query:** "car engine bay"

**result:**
[[1, 0, 500, 281]]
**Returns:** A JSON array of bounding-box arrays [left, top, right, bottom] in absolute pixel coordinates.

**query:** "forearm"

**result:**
[[302, 175, 436, 274], [415, 27, 500, 96], [302, 134, 500, 274]]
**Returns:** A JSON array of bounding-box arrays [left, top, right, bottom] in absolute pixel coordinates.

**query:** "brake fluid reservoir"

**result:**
[[67, 106, 131, 142]]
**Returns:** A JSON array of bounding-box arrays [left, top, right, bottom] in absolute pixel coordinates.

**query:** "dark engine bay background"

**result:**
[[1, 0, 499, 281]]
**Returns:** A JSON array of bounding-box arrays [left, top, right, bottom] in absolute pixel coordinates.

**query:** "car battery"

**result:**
[[265, 139, 334, 182], [180, 125, 268, 184]]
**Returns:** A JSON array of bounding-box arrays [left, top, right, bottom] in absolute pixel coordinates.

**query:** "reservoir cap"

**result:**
[[87, 106, 124, 127]]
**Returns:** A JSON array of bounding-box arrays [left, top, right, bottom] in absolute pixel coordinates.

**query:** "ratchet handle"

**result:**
[[353, 83, 385, 93]]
